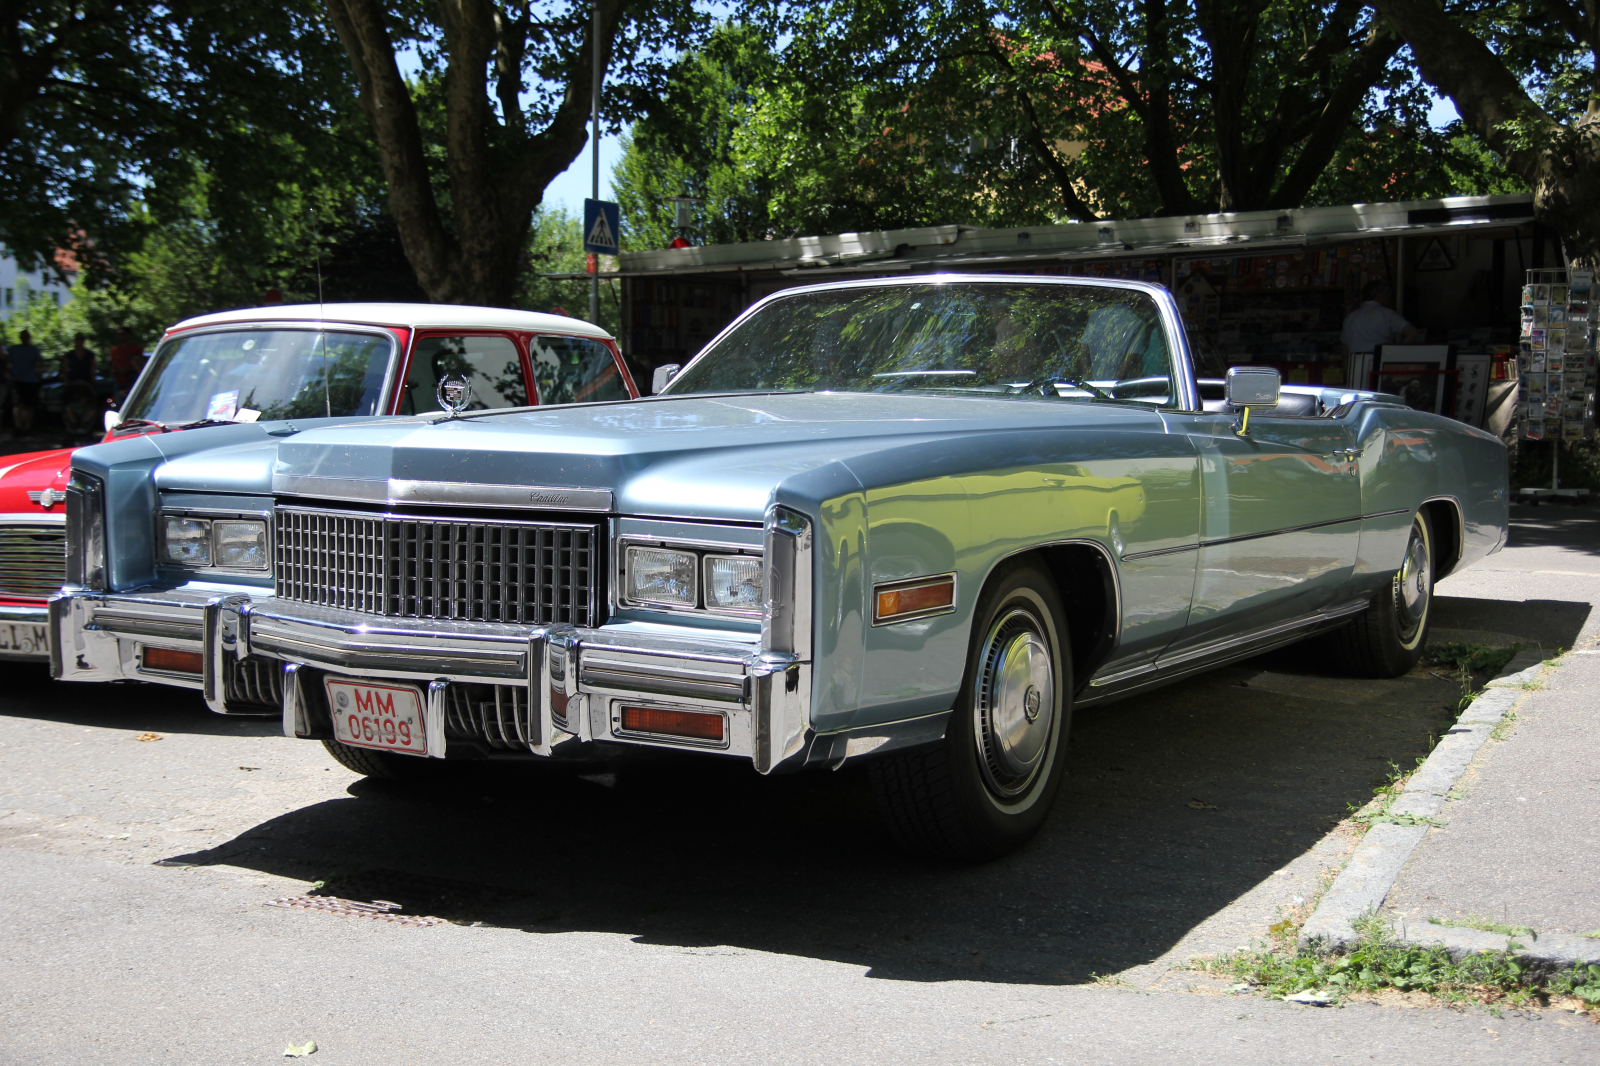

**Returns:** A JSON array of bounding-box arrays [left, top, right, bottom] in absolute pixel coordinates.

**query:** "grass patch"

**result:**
[[1428, 914, 1538, 939], [1198, 915, 1600, 1009], [1428, 642, 1525, 715], [1492, 711, 1522, 742], [1347, 758, 1442, 827], [1430, 642, 1524, 676]]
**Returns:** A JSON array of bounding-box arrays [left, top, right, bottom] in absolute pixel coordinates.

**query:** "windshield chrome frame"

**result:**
[[658, 273, 1202, 413], [124, 321, 407, 426]]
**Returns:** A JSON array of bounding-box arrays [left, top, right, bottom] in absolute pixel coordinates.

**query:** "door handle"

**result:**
[[1330, 447, 1361, 471]]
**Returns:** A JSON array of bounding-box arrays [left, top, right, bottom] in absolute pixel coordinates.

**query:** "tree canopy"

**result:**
[[617, 3, 1525, 249], [1374, 0, 1600, 260], [0, 0, 364, 277]]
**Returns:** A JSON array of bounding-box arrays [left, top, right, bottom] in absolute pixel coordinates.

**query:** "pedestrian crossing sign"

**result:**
[[584, 199, 620, 255]]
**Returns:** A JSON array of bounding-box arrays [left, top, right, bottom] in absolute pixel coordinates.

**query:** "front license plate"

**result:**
[[325, 679, 428, 757], [0, 623, 49, 657]]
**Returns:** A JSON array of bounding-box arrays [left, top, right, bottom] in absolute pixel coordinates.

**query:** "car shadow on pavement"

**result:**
[[151, 620, 1509, 987], [1503, 502, 1600, 557], [0, 663, 282, 737]]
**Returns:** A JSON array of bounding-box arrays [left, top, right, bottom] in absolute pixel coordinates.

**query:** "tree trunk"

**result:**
[[322, 0, 624, 305], [1377, 0, 1600, 263]]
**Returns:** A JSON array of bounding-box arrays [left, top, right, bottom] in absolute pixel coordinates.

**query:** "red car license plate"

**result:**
[[325, 679, 427, 757]]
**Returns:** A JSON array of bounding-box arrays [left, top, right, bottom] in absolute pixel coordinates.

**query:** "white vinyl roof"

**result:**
[[170, 302, 613, 339]]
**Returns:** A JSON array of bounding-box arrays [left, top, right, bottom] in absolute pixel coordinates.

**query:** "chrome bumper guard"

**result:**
[[0, 603, 52, 661], [51, 589, 815, 774]]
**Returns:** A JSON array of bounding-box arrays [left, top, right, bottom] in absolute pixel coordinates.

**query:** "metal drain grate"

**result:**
[[264, 896, 446, 927]]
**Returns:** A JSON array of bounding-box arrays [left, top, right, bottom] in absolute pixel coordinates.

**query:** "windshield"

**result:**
[[123, 329, 393, 424], [665, 282, 1177, 405]]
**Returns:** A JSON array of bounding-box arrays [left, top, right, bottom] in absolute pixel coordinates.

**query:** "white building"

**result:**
[[0, 247, 77, 323]]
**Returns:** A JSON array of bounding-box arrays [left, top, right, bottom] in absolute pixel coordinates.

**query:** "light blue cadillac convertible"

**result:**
[[51, 276, 1508, 859]]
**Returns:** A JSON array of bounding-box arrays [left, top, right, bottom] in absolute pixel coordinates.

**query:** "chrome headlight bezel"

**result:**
[[158, 511, 271, 573], [616, 535, 764, 618], [65, 470, 106, 590]]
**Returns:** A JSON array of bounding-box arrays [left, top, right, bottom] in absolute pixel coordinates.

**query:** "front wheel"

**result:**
[[1328, 510, 1434, 678], [869, 561, 1071, 861]]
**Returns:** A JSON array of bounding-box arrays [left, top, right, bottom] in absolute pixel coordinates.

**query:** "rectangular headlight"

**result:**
[[214, 520, 268, 569], [625, 546, 698, 607], [164, 517, 211, 566], [704, 554, 763, 612]]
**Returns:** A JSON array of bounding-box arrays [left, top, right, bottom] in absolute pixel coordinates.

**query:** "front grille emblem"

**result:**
[[435, 374, 473, 417], [27, 489, 59, 508]]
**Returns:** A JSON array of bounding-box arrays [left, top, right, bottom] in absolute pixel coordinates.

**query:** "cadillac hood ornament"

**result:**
[[436, 374, 474, 417]]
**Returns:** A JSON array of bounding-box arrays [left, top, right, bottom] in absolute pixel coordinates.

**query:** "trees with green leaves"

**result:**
[[323, 0, 705, 306], [1, 0, 362, 278], [1373, 0, 1600, 259], [617, 4, 1523, 248]]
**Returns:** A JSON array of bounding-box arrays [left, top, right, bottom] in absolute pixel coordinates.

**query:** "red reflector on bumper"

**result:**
[[144, 647, 203, 674], [619, 705, 725, 743]]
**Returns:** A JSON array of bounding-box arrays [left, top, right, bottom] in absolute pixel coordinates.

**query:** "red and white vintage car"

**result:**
[[0, 303, 635, 661]]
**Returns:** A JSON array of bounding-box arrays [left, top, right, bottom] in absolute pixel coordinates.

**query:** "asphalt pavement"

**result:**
[[1, 506, 1598, 1062]]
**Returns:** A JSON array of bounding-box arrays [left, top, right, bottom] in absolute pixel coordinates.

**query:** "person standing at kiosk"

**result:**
[[1341, 280, 1422, 354]]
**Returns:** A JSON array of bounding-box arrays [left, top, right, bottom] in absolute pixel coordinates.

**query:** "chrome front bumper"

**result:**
[[0, 603, 51, 661], [50, 589, 813, 774]]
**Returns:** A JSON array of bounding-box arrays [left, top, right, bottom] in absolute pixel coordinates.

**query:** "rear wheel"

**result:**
[[321, 739, 449, 783], [869, 562, 1071, 861], [1328, 510, 1434, 678]]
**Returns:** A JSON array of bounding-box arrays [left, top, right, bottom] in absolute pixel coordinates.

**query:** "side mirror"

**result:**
[[103, 409, 122, 433], [1225, 366, 1281, 409], [651, 364, 681, 395], [1224, 367, 1280, 435]]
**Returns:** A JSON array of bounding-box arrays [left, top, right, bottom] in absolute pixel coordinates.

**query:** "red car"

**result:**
[[0, 303, 636, 662]]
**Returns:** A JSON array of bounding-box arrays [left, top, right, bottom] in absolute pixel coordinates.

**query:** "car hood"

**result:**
[[264, 393, 1164, 522], [0, 448, 75, 516]]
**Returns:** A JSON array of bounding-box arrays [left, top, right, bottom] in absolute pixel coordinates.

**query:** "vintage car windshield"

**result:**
[[666, 282, 1177, 405], [122, 328, 393, 424]]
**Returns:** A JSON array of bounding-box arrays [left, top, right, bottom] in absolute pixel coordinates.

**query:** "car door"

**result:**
[[392, 332, 531, 414], [1160, 402, 1362, 653]]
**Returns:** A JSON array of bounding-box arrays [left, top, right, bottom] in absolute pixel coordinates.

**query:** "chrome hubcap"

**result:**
[[974, 607, 1055, 798], [1394, 523, 1431, 639]]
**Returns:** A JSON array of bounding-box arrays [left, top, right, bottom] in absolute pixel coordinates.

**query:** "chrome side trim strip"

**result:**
[[272, 474, 613, 512], [1086, 661, 1159, 687], [1088, 599, 1370, 686], [1121, 511, 1408, 563]]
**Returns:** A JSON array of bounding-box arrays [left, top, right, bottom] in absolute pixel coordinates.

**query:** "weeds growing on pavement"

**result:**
[[1347, 758, 1442, 827], [1198, 915, 1600, 1010], [1427, 913, 1538, 939], [1430, 642, 1523, 676], [1427, 642, 1524, 714]]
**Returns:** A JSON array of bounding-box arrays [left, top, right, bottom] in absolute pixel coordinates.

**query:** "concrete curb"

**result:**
[[1297, 648, 1598, 969]]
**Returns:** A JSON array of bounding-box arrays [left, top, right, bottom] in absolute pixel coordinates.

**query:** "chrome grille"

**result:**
[[224, 657, 284, 711], [0, 523, 66, 598], [445, 683, 533, 750], [275, 507, 596, 625]]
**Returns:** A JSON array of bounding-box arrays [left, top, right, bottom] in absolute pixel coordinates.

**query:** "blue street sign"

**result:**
[[583, 199, 620, 255]]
